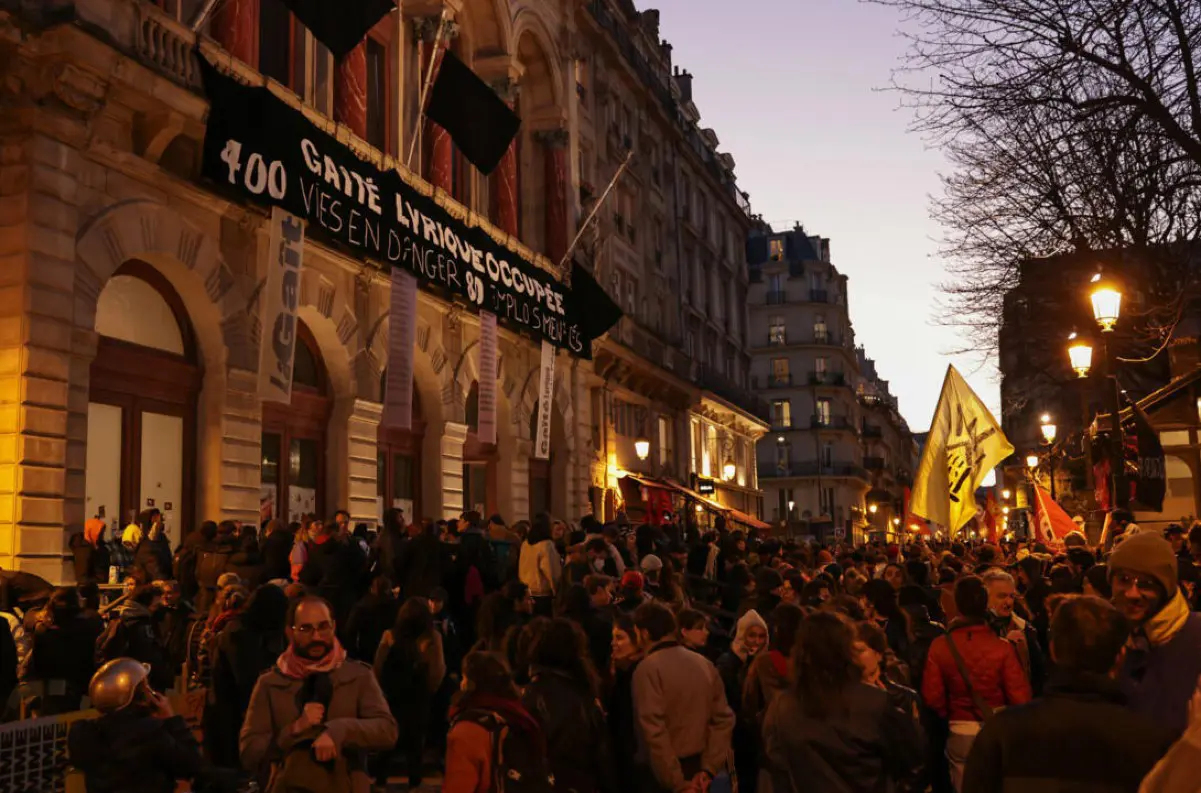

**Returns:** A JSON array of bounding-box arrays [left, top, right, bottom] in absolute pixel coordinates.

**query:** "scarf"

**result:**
[[276, 638, 347, 679], [1144, 590, 1191, 648], [452, 692, 544, 739]]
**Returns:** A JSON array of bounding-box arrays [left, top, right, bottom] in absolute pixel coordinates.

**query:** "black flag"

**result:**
[[1125, 404, 1166, 512], [567, 261, 624, 342], [279, 0, 394, 58], [426, 49, 521, 175]]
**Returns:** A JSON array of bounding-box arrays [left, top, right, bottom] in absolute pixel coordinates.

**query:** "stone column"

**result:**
[[490, 80, 520, 236], [347, 399, 383, 526], [215, 368, 262, 527], [538, 129, 570, 265], [440, 420, 468, 519], [510, 437, 532, 521], [211, 0, 257, 65], [335, 43, 369, 141], [0, 134, 82, 580]]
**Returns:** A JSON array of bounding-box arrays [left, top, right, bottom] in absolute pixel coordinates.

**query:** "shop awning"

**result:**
[[726, 508, 770, 531], [663, 479, 729, 513]]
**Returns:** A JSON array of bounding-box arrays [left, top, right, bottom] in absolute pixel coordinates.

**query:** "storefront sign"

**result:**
[[534, 341, 555, 460], [383, 268, 417, 430], [696, 478, 716, 495], [478, 312, 498, 445], [259, 206, 306, 404], [200, 60, 603, 358]]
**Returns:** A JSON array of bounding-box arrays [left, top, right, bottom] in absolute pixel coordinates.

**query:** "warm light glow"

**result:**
[[606, 453, 619, 489], [892, 517, 900, 526], [869, 503, 878, 514], [1026, 454, 1039, 469], [1068, 335, 1093, 378], [1091, 284, 1122, 332], [1002, 506, 1010, 515], [634, 438, 650, 461], [1001, 488, 1011, 500], [776, 435, 785, 443], [722, 460, 736, 481], [787, 500, 795, 513], [694, 503, 703, 513], [1040, 414, 1057, 445]]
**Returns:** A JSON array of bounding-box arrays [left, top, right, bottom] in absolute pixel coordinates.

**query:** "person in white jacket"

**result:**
[[519, 513, 562, 616]]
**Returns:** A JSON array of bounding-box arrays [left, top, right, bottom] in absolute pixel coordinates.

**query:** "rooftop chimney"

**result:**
[[674, 67, 693, 101], [660, 39, 673, 68]]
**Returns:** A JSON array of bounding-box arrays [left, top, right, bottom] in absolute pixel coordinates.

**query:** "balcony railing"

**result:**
[[808, 371, 847, 386], [765, 290, 788, 305], [695, 364, 772, 423], [761, 461, 869, 479], [862, 424, 883, 438], [810, 415, 858, 432], [809, 289, 829, 303], [766, 373, 792, 388]]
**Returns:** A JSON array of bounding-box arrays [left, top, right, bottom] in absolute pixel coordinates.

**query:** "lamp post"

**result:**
[[1040, 413, 1058, 500]]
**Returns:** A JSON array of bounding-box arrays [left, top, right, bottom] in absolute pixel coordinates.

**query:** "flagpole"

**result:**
[[407, 9, 448, 170], [557, 148, 634, 272], [190, 0, 224, 31]]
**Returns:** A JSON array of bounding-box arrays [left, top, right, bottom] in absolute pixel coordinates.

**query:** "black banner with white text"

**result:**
[[199, 60, 605, 359]]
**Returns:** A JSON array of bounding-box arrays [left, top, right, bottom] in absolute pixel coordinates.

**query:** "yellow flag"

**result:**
[[911, 365, 1013, 534]]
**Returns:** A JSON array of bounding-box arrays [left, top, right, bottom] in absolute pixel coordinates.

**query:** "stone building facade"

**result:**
[[0, 0, 765, 581], [747, 223, 916, 542]]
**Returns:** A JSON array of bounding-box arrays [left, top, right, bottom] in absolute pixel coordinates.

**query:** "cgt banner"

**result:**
[[259, 206, 306, 404], [199, 59, 605, 359], [534, 340, 555, 460]]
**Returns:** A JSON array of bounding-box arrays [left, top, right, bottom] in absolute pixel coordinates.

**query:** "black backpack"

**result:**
[[196, 547, 230, 591], [451, 708, 553, 793]]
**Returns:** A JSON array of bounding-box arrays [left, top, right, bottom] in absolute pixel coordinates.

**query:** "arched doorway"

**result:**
[[260, 321, 331, 523], [378, 373, 425, 524], [86, 261, 201, 540], [463, 381, 498, 516]]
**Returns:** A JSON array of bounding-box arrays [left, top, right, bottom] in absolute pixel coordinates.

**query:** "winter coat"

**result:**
[[153, 603, 194, 674], [344, 595, 399, 663], [742, 650, 790, 728], [398, 535, 451, 600], [70, 532, 110, 585], [715, 650, 748, 714], [608, 661, 641, 787], [300, 536, 367, 625], [227, 549, 265, 590], [961, 672, 1176, 793], [239, 660, 398, 793], [31, 616, 104, 707], [69, 710, 211, 793], [207, 618, 287, 768], [0, 615, 16, 711], [372, 628, 446, 702], [762, 683, 925, 793], [260, 529, 294, 582], [102, 602, 173, 692], [1120, 611, 1201, 737], [632, 641, 736, 791], [133, 535, 173, 583], [921, 622, 1031, 722], [523, 666, 615, 793], [519, 539, 563, 598]]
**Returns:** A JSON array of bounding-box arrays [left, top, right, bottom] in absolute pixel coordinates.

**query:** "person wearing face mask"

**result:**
[[68, 658, 235, 793], [1108, 532, 1201, 736], [981, 568, 1046, 695], [240, 596, 397, 793]]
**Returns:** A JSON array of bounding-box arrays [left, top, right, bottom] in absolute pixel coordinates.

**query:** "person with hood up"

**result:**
[[445, 650, 553, 793], [519, 513, 563, 617], [717, 609, 769, 715], [1108, 532, 1201, 736], [71, 518, 111, 585], [132, 510, 173, 584]]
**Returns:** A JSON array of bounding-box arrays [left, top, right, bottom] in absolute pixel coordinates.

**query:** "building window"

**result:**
[[692, 420, 704, 475], [821, 441, 834, 468], [816, 356, 829, 377], [771, 357, 789, 386], [259, 0, 307, 94], [706, 425, 718, 479], [769, 238, 784, 260], [365, 36, 389, 152], [771, 399, 792, 428], [821, 487, 835, 516], [814, 314, 827, 343], [776, 440, 789, 472], [658, 415, 673, 468], [815, 398, 832, 426]]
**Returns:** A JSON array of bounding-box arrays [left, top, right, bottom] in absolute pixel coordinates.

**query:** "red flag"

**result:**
[[1032, 485, 1076, 541], [903, 487, 931, 536], [983, 492, 998, 536]]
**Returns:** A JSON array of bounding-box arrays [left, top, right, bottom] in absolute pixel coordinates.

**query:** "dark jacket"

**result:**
[[208, 617, 288, 768], [227, 548, 266, 590], [101, 602, 173, 692], [260, 529, 294, 582], [523, 666, 615, 793], [962, 672, 1177, 793], [0, 615, 17, 712], [153, 603, 194, 674], [70, 533, 110, 585], [133, 535, 173, 583], [762, 683, 925, 793], [301, 536, 368, 621], [69, 710, 211, 793], [344, 595, 399, 663], [31, 616, 104, 703], [1119, 610, 1201, 736], [607, 662, 641, 787], [398, 534, 451, 601], [715, 650, 748, 713]]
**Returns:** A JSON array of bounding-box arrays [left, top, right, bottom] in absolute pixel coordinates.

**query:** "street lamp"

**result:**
[[1026, 454, 1039, 470], [722, 459, 736, 481], [787, 499, 795, 514], [1067, 332, 1094, 378], [634, 437, 650, 460], [1090, 273, 1122, 332], [1001, 488, 1011, 501], [1040, 414, 1057, 445], [868, 503, 878, 514], [1002, 506, 1010, 515]]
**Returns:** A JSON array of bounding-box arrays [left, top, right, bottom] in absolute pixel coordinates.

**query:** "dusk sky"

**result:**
[[653, 0, 1002, 430]]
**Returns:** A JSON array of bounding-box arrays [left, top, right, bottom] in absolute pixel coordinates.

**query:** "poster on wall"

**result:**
[[198, 59, 622, 360], [383, 268, 417, 430], [534, 341, 555, 460], [478, 312, 498, 445], [289, 487, 317, 520], [258, 206, 306, 404], [260, 484, 277, 523]]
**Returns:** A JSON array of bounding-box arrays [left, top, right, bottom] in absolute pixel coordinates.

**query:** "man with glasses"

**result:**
[[1108, 532, 1201, 735], [241, 596, 397, 792]]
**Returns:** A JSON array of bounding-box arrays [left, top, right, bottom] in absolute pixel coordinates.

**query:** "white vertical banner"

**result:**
[[534, 340, 555, 460], [383, 269, 417, 430], [477, 311, 498, 445], [258, 207, 305, 403]]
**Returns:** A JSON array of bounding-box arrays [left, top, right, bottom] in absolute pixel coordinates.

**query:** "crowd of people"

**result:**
[[2, 506, 1201, 793]]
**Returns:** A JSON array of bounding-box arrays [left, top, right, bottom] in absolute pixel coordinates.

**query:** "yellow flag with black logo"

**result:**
[[911, 366, 1014, 534]]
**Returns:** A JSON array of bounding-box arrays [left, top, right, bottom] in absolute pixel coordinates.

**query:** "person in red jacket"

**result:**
[[922, 575, 1031, 792]]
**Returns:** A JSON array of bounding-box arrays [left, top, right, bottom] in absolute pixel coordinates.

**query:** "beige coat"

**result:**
[[632, 641, 735, 792], [240, 659, 398, 793]]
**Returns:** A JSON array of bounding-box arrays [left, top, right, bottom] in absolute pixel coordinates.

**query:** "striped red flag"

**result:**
[[1032, 485, 1076, 542]]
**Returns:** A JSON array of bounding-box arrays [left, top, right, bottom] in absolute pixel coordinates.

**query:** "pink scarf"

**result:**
[[276, 638, 347, 680]]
